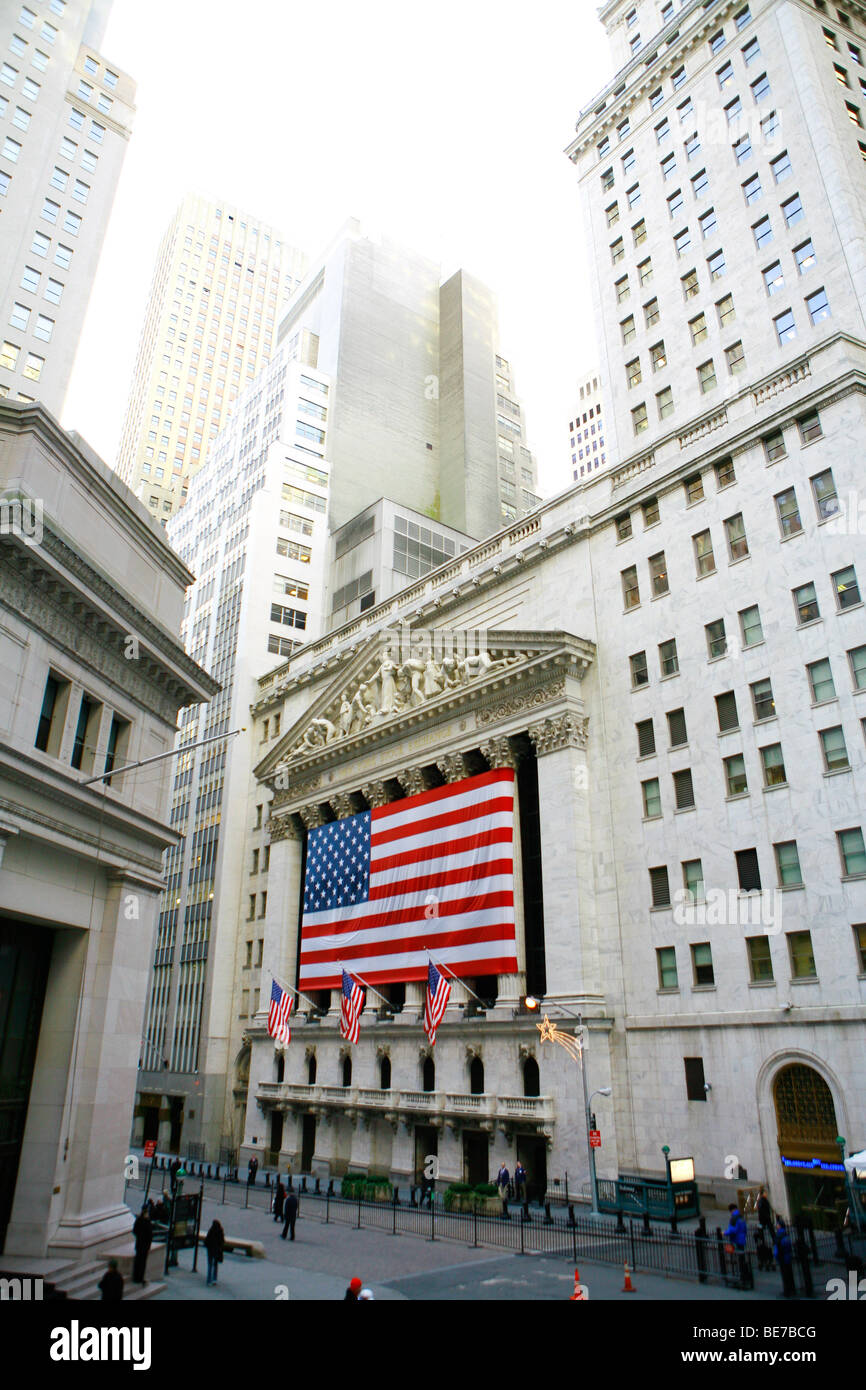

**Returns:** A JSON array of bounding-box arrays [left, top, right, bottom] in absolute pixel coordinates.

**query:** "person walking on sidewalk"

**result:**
[[132, 1206, 153, 1284], [774, 1218, 796, 1298], [247, 1155, 258, 1186], [497, 1163, 511, 1220], [344, 1276, 363, 1301], [281, 1189, 299, 1240], [724, 1205, 753, 1289], [755, 1188, 775, 1271], [98, 1259, 124, 1301], [204, 1219, 225, 1286]]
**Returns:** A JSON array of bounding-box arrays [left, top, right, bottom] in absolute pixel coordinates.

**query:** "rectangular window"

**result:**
[[657, 947, 678, 990], [54, 243, 72, 268], [12, 104, 29, 130], [697, 359, 717, 394], [845, 100, 863, 126], [743, 36, 761, 64], [693, 528, 715, 575], [682, 269, 699, 299], [774, 309, 796, 344], [716, 456, 736, 488], [22, 352, 43, 381], [794, 239, 816, 276], [1, 341, 20, 371], [717, 59, 734, 89], [751, 677, 776, 721], [630, 650, 649, 688], [673, 767, 695, 810], [839, 827, 866, 876], [659, 638, 679, 677], [642, 778, 662, 818], [632, 402, 648, 435], [606, 201, 620, 227], [747, 936, 774, 982], [638, 257, 653, 285], [820, 725, 849, 772], [811, 469, 839, 521], [644, 297, 660, 327], [690, 313, 708, 344], [643, 498, 660, 526], [63, 209, 81, 236], [685, 130, 701, 159], [806, 287, 831, 325], [656, 386, 674, 420], [677, 96, 693, 123], [808, 658, 836, 703], [601, 167, 615, 192], [725, 96, 742, 123], [699, 208, 717, 239], [2, 135, 22, 162], [798, 411, 823, 445], [716, 294, 736, 327], [626, 357, 642, 389], [41, 197, 59, 225], [716, 691, 739, 732], [622, 147, 635, 174], [734, 5, 752, 29], [622, 565, 641, 609], [775, 487, 802, 538], [751, 72, 771, 102], [684, 1056, 707, 1101], [725, 752, 748, 794], [649, 551, 669, 595], [743, 173, 762, 204], [672, 67, 686, 91], [627, 182, 641, 209], [691, 167, 709, 198], [9, 302, 29, 332], [650, 86, 664, 110], [44, 277, 63, 305], [620, 315, 636, 345], [782, 194, 804, 226], [615, 276, 630, 303], [34, 672, 69, 754], [616, 511, 633, 540], [0, 64, 18, 88], [834, 565, 861, 609], [685, 473, 704, 504], [72, 178, 89, 204], [33, 313, 53, 342], [709, 30, 725, 55], [763, 260, 784, 296], [656, 117, 671, 144], [691, 943, 714, 986], [760, 742, 787, 786], [706, 618, 727, 659], [20, 266, 39, 293], [733, 133, 752, 163], [683, 859, 704, 902], [794, 582, 820, 625], [770, 150, 792, 183], [650, 865, 671, 908], [736, 847, 762, 891], [636, 718, 656, 756], [788, 931, 816, 979], [725, 340, 746, 375], [661, 152, 676, 181], [848, 645, 866, 690], [707, 249, 726, 280], [667, 708, 687, 747], [853, 925, 866, 973], [753, 215, 773, 249], [763, 429, 786, 463]]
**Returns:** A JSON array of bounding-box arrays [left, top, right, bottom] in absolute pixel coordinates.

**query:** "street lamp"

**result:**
[[524, 996, 612, 1217]]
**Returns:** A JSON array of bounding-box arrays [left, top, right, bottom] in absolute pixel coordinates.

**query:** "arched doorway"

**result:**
[[773, 1063, 845, 1223], [523, 1056, 540, 1098], [469, 1057, 485, 1095]]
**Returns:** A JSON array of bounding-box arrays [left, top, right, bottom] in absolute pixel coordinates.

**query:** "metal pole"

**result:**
[[143, 1155, 156, 1205], [192, 1180, 204, 1273], [578, 1031, 598, 1216], [81, 727, 244, 785]]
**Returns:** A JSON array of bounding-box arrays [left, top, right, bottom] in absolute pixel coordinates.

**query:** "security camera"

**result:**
[[703, 1082, 712, 1093]]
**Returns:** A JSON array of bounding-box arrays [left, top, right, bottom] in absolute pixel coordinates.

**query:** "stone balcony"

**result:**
[[257, 1082, 554, 1136]]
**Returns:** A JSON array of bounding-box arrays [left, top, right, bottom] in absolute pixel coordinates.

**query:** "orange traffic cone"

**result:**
[[622, 1262, 636, 1293], [569, 1267, 584, 1300]]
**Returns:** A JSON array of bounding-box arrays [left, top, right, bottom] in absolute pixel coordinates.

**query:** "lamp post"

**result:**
[[524, 996, 611, 1217]]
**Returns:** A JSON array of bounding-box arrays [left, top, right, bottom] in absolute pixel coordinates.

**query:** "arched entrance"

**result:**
[[773, 1063, 845, 1224]]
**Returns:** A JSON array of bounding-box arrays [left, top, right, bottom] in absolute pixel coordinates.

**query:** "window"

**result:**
[[667, 188, 684, 218], [823, 26, 839, 50], [707, 249, 726, 280], [2, 135, 22, 163], [691, 167, 709, 198], [9, 303, 29, 332], [733, 133, 752, 163], [736, 847, 762, 891], [693, 529, 715, 576], [63, 209, 81, 236], [753, 215, 773, 249], [50, 165, 68, 192], [644, 297, 660, 327], [667, 708, 687, 747], [617, 118, 631, 142], [659, 638, 679, 677], [34, 672, 70, 754], [89, 120, 105, 143], [0, 169, 8, 198], [725, 752, 748, 794], [811, 469, 839, 521], [631, 651, 649, 688], [649, 550, 669, 594], [699, 208, 717, 240], [725, 96, 743, 123], [657, 947, 678, 990], [32, 49, 48, 71], [717, 691, 739, 732], [19, 7, 36, 28], [0, 64, 18, 88], [845, 100, 863, 126], [739, 606, 761, 647], [41, 197, 59, 224], [627, 183, 641, 209], [682, 269, 699, 299], [763, 429, 786, 463], [788, 931, 816, 979], [598, 136, 611, 158], [656, 117, 671, 144], [661, 152, 677, 181], [22, 76, 38, 100], [616, 511, 633, 540], [626, 357, 642, 389], [763, 261, 784, 296], [615, 276, 630, 303], [734, 5, 752, 29], [622, 147, 636, 175], [775, 487, 802, 538], [656, 386, 674, 420], [677, 96, 693, 123], [631, 718, 657, 769], [638, 257, 653, 285], [706, 618, 727, 658], [72, 178, 88, 204], [782, 194, 804, 227], [621, 314, 636, 344], [632, 402, 648, 435], [760, 742, 787, 786], [20, 266, 39, 294], [806, 287, 830, 325], [743, 173, 762, 205], [833, 565, 861, 610], [683, 859, 704, 902], [793, 239, 817, 277], [716, 457, 736, 488], [649, 87, 663, 111], [34, 313, 53, 342], [22, 352, 43, 381], [643, 498, 660, 526], [672, 66, 686, 91], [650, 865, 671, 907], [774, 308, 797, 344], [44, 277, 63, 305], [848, 645, 866, 690], [839, 827, 866, 876], [725, 341, 746, 375], [622, 564, 641, 608], [854, 925, 866, 974], [606, 201, 620, 227], [685, 1056, 707, 1100], [743, 36, 761, 64], [31, 230, 49, 258], [697, 359, 717, 394], [642, 778, 662, 818], [761, 109, 780, 141], [709, 29, 725, 55], [751, 72, 771, 102], [685, 473, 705, 504], [794, 582, 820, 625], [691, 943, 714, 986], [601, 166, 615, 192], [820, 725, 849, 771], [0, 342, 20, 372], [747, 936, 774, 982], [689, 313, 708, 345], [808, 658, 836, 703], [769, 151, 792, 186], [717, 59, 734, 88], [12, 104, 30, 130], [798, 411, 822, 444], [751, 677, 776, 720], [54, 243, 72, 269]]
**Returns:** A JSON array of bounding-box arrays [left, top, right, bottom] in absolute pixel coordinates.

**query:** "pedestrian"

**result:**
[[169, 1156, 181, 1193], [247, 1155, 258, 1186], [755, 1187, 775, 1271], [281, 1189, 299, 1240], [273, 1177, 286, 1223], [514, 1161, 527, 1203], [773, 1218, 796, 1298], [204, 1219, 225, 1286], [724, 1204, 753, 1290], [497, 1162, 511, 1220], [358, 1287, 375, 1300], [344, 1276, 363, 1301], [98, 1258, 124, 1301], [132, 1205, 153, 1284]]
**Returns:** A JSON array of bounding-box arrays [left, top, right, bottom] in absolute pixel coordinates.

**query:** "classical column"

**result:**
[[528, 712, 601, 1001], [396, 767, 427, 797], [331, 793, 358, 820], [361, 781, 390, 809], [260, 815, 304, 1002], [480, 737, 525, 1004], [436, 752, 467, 783]]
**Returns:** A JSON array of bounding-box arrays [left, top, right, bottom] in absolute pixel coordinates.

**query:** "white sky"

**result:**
[[62, 0, 614, 499]]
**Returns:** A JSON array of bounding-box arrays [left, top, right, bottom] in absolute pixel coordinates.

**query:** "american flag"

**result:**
[[298, 769, 517, 990], [339, 968, 365, 1044], [267, 979, 294, 1046], [424, 960, 452, 1046]]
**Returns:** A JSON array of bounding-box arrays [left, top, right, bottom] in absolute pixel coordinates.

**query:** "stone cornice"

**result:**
[[0, 786, 174, 874]]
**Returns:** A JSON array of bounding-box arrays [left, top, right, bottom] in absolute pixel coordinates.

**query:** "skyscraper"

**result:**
[[114, 193, 308, 524], [0, 0, 134, 413], [568, 366, 609, 483]]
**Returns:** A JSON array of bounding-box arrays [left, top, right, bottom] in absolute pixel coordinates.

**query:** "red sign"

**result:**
[[143, 1140, 157, 1159], [589, 1130, 601, 1149]]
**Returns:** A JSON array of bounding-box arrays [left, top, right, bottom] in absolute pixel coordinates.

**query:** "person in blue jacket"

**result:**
[[773, 1218, 796, 1298], [724, 1205, 753, 1289]]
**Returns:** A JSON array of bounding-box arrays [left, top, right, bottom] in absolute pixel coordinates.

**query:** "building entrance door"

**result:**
[[774, 1062, 846, 1225], [0, 920, 53, 1254], [463, 1131, 489, 1188], [414, 1125, 438, 1186], [301, 1114, 316, 1172], [516, 1136, 548, 1204]]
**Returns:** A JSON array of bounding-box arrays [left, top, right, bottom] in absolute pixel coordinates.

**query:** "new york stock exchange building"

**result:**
[[239, 471, 866, 1221]]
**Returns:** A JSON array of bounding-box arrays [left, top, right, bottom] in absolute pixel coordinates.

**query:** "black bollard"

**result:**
[[314, 1176, 320, 1195], [522, 1201, 530, 1223], [616, 1208, 626, 1233], [301, 1175, 307, 1193], [410, 1186, 417, 1207], [696, 1216, 708, 1285], [643, 1211, 651, 1236], [567, 1203, 576, 1226], [544, 1202, 553, 1225], [795, 1225, 814, 1298], [327, 1178, 334, 1197], [392, 1187, 399, 1206]]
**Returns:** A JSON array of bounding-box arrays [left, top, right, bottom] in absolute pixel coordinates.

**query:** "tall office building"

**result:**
[[233, 0, 866, 1221], [114, 193, 308, 524], [568, 366, 609, 482], [132, 224, 542, 1159], [0, 0, 134, 413]]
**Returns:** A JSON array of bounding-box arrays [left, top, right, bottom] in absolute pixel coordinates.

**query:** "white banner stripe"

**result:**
[[300, 908, 514, 955], [373, 777, 513, 834], [302, 886, 513, 931], [370, 811, 513, 860], [301, 939, 514, 980]]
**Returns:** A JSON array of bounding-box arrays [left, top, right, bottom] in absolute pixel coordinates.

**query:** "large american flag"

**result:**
[[339, 968, 365, 1044], [298, 769, 517, 990], [424, 960, 452, 1046], [267, 979, 294, 1046]]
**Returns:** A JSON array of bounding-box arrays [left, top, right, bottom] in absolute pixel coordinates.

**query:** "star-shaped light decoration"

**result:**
[[536, 1014, 583, 1064]]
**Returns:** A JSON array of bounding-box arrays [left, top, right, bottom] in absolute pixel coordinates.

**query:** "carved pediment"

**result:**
[[254, 628, 595, 787]]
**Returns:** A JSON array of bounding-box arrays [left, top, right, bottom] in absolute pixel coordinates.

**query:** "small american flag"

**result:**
[[424, 960, 451, 1046], [339, 968, 365, 1044], [267, 979, 294, 1046]]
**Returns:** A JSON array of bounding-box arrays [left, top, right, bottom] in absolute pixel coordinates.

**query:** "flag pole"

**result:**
[[428, 954, 490, 1010], [346, 968, 391, 1009], [272, 973, 322, 1015]]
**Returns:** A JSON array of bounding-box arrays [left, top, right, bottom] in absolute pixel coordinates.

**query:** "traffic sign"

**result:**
[[589, 1130, 601, 1148], [143, 1140, 157, 1158]]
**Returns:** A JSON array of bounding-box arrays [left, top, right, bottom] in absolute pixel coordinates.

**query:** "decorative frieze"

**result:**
[[528, 712, 590, 756], [476, 681, 565, 726]]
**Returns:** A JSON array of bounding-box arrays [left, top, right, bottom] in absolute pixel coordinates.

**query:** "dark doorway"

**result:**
[[341, 1055, 352, 1088], [270, 1110, 283, 1155], [517, 751, 546, 997], [275, 1052, 285, 1082], [414, 1124, 438, 1185], [422, 1055, 435, 1092], [463, 1131, 489, 1187], [523, 1057, 540, 1097], [168, 1097, 183, 1154], [469, 1057, 485, 1095], [307, 1053, 317, 1084], [380, 1055, 391, 1090], [301, 1114, 316, 1171], [516, 1136, 548, 1204], [0, 920, 52, 1254], [141, 1099, 160, 1145]]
